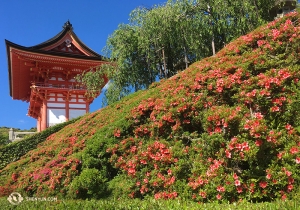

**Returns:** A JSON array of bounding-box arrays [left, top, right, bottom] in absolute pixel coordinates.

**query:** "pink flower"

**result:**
[[266, 174, 272, 179], [290, 147, 298, 154], [199, 191, 206, 198], [287, 184, 293, 192], [295, 157, 300, 164], [233, 173, 239, 180], [285, 124, 292, 130], [259, 181, 267, 189], [255, 140, 263, 146], [288, 177, 294, 184], [225, 150, 231, 158], [277, 152, 284, 159], [114, 129, 121, 137], [271, 106, 280, 112], [217, 186, 225, 192], [236, 186, 243, 193], [257, 40, 266, 47], [216, 194, 222, 200], [285, 170, 292, 177], [234, 180, 241, 186], [282, 194, 287, 201], [140, 159, 147, 164], [254, 112, 263, 119]]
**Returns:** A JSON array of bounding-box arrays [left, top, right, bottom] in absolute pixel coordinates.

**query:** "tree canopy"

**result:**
[[79, 0, 280, 105]]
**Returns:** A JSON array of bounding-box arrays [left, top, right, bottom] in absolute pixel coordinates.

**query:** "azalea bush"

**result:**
[[106, 12, 300, 202], [0, 118, 78, 170], [0, 12, 299, 203]]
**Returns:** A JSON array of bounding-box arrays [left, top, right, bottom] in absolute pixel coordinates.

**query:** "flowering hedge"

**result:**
[[0, 118, 78, 170], [106, 12, 300, 202], [0, 12, 299, 203]]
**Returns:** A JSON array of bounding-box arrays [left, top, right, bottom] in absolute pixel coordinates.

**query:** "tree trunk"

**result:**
[[162, 48, 167, 78]]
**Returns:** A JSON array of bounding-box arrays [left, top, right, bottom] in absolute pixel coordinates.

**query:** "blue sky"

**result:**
[[0, 0, 165, 130]]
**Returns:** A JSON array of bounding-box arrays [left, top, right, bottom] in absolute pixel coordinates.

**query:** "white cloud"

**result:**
[[18, 120, 25, 124]]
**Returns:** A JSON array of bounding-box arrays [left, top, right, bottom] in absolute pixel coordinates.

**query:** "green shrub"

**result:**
[[69, 168, 108, 199], [0, 118, 78, 170]]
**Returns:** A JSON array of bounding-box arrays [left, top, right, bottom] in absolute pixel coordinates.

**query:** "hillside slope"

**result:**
[[0, 12, 299, 202]]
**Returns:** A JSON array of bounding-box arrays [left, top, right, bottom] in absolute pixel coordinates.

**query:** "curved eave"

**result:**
[[6, 40, 14, 97], [5, 39, 103, 61], [6, 40, 109, 101], [28, 26, 102, 57]]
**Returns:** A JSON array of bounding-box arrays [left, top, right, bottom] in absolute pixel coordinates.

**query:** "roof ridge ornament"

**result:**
[[63, 20, 73, 30]]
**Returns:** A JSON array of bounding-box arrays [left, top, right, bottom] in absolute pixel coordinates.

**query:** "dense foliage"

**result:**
[[88, 0, 280, 104], [0, 127, 36, 147], [0, 12, 299, 203], [0, 119, 77, 170], [0, 197, 299, 210]]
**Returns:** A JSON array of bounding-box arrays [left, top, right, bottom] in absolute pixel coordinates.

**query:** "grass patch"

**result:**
[[0, 197, 299, 210]]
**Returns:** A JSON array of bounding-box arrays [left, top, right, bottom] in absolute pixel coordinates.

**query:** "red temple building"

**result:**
[[6, 21, 109, 132]]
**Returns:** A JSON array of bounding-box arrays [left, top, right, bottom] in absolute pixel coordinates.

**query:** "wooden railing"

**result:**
[[32, 83, 87, 90]]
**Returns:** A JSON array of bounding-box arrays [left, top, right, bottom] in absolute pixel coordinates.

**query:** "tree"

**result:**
[[79, 0, 279, 105]]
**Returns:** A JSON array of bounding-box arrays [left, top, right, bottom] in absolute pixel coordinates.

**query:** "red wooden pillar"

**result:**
[[86, 101, 89, 113], [37, 116, 41, 132], [66, 100, 69, 121], [41, 100, 47, 131]]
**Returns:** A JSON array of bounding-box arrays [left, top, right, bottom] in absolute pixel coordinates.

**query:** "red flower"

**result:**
[[236, 186, 243, 193], [277, 152, 284, 159], [225, 150, 231, 158], [11, 173, 18, 182], [234, 180, 241, 186], [286, 177, 292, 184], [233, 173, 239, 180], [285, 124, 292, 130], [296, 157, 300, 164], [140, 159, 147, 164], [199, 191, 206, 198], [285, 170, 292, 177], [290, 147, 298, 154], [271, 106, 280, 112], [217, 185, 225, 192], [259, 181, 267, 189], [287, 184, 293, 192], [255, 140, 263, 146], [216, 194, 222, 200], [114, 129, 121, 137], [282, 194, 287, 201]]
